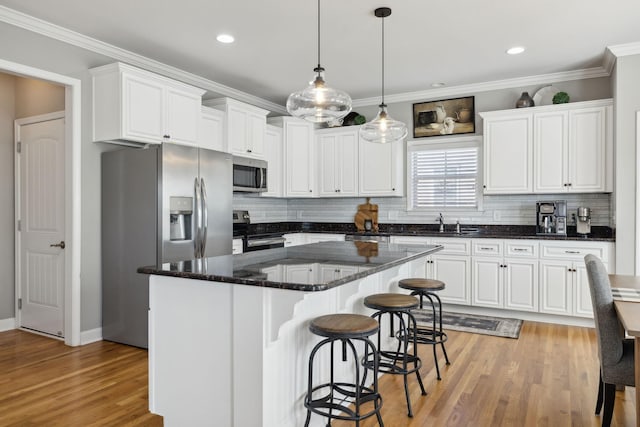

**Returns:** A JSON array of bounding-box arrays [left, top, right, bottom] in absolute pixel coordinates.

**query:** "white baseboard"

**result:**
[[0, 317, 16, 332], [80, 327, 103, 345]]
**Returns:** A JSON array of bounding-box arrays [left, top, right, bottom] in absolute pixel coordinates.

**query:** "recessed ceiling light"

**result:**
[[216, 34, 235, 44], [431, 82, 446, 88], [506, 46, 525, 55]]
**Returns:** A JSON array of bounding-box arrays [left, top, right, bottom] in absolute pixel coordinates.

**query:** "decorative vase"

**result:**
[[515, 92, 534, 108]]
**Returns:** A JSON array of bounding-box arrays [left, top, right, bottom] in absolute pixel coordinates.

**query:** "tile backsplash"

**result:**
[[233, 193, 612, 227]]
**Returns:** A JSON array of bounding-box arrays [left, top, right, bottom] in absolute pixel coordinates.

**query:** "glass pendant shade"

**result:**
[[360, 6, 407, 144], [286, 67, 352, 123], [359, 104, 408, 144]]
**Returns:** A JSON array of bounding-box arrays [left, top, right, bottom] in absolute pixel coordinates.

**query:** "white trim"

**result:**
[[0, 5, 286, 115], [608, 41, 640, 58], [4, 58, 81, 347], [80, 327, 103, 345], [0, 317, 16, 332], [353, 66, 611, 107], [636, 111, 640, 274]]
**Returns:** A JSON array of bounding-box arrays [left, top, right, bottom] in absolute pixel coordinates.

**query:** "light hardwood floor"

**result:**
[[0, 322, 635, 426]]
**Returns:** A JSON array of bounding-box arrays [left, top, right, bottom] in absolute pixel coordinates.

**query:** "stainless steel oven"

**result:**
[[233, 156, 267, 192], [245, 234, 286, 252]]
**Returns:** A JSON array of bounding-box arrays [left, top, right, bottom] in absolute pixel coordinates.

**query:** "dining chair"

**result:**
[[584, 254, 636, 427]]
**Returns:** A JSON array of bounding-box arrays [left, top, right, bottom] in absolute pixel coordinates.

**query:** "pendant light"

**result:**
[[286, 0, 352, 123], [359, 7, 408, 144]]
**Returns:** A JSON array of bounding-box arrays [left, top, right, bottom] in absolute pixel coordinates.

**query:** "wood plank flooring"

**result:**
[[0, 322, 635, 426]]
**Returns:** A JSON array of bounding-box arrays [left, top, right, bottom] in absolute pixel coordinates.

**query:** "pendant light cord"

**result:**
[[381, 13, 385, 106], [317, 0, 321, 69]]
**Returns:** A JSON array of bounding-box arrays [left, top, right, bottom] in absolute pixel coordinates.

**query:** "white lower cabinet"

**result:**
[[390, 236, 471, 305], [232, 239, 243, 255], [392, 235, 614, 320], [471, 239, 539, 312], [319, 264, 358, 282], [285, 264, 315, 284]]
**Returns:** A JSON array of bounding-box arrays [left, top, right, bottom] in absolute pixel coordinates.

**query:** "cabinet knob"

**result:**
[[163, 134, 170, 139], [247, 149, 252, 153], [483, 185, 486, 189], [309, 189, 312, 192], [568, 183, 572, 187], [392, 188, 395, 191]]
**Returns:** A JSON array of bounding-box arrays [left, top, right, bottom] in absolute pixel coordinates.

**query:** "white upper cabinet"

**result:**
[[359, 135, 404, 196], [91, 62, 205, 146], [268, 117, 315, 197], [204, 98, 269, 159], [481, 99, 612, 195], [316, 127, 359, 197], [198, 106, 226, 152], [480, 111, 533, 194], [262, 124, 283, 197]]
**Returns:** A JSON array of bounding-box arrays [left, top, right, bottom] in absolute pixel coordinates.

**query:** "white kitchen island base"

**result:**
[[148, 257, 426, 427]]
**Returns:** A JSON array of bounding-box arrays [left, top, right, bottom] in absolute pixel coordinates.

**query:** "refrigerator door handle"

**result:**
[[194, 177, 202, 258], [200, 177, 208, 256]]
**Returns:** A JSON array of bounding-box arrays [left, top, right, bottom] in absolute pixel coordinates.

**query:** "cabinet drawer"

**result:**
[[431, 237, 471, 256], [472, 240, 503, 257], [505, 240, 539, 258], [390, 236, 430, 245], [540, 242, 609, 262]]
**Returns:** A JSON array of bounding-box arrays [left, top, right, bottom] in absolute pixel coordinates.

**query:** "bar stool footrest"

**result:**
[[404, 328, 448, 346], [305, 382, 383, 422]]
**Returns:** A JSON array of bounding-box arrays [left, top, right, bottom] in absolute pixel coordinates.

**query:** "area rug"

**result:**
[[411, 308, 523, 339]]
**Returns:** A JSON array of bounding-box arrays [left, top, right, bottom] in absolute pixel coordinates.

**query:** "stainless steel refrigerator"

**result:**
[[101, 143, 232, 348]]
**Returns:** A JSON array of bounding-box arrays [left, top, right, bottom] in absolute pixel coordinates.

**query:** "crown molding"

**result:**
[[0, 5, 287, 114], [352, 65, 611, 107]]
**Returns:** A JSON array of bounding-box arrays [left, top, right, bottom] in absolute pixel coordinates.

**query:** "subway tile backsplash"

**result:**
[[234, 193, 612, 227]]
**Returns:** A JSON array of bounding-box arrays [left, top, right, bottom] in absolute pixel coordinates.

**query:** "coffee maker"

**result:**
[[536, 201, 567, 235], [576, 207, 591, 235]]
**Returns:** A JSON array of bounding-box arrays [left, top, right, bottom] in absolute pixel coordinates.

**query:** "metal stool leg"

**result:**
[[428, 291, 451, 365]]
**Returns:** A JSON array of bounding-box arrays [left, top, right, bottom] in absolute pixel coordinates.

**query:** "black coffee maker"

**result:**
[[536, 201, 567, 235]]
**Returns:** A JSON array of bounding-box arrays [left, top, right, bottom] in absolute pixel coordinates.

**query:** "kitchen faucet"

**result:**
[[438, 213, 444, 232]]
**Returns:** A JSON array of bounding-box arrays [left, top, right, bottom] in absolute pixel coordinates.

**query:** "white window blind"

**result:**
[[409, 143, 479, 209]]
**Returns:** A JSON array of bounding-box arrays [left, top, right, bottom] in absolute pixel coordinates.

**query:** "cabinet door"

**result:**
[[431, 255, 471, 305], [232, 239, 243, 254], [337, 131, 358, 196], [533, 111, 568, 193], [227, 106, 249, 155], [199, 107, 225, 151], [285, 126, 314, 197], [574, 263, 594, 318], [247, 113, 266, 158], [317, 134, 339, 196], [262, 126, 283, 197], [539, 260, 572, 315], [504, 258, 538, 312], [122, 73, 164, 142], [472, 257, 503, 308], [166, 86, 200, 146], [568, 107, 606, 192], [359, 138, 402, 196], [285, 264, 315, 284], [483, 114, 532, 194]]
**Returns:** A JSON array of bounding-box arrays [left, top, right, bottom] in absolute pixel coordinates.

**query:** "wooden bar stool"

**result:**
[[304, 313, 384, 427], [363, 293, 426, 418], [399, 278, 451, 380]]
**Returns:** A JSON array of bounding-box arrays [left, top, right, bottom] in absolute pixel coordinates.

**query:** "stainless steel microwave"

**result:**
[[232, 156, 267, 192]]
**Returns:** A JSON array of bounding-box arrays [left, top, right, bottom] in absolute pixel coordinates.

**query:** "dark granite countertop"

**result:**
[[138, 241, 443, 291], [244, 222, 615, 242]]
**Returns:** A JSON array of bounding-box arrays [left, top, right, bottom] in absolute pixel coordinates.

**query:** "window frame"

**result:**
[[406, 136, 483, 212]]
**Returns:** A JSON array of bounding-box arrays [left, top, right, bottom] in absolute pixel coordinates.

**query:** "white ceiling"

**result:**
[[1, 0, 639, 108]]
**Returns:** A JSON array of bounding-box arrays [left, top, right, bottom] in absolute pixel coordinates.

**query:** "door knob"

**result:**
[[50, 241, 65, 249]]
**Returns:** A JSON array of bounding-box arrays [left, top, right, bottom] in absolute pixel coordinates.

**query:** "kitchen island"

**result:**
[[138, 241, 442, 427]]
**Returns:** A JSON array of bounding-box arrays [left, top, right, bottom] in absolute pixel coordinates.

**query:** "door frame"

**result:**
[[3, 58, 81, 346]]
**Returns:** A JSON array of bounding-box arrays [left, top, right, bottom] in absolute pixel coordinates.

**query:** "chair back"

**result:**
[[584, 254, 625, 367]]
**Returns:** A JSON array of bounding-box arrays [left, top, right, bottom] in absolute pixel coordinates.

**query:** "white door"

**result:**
[[17, 115, 65, 337], [432, 255, 471, 305], [504, 258, 539, 312], [472, 257, 503, 308]]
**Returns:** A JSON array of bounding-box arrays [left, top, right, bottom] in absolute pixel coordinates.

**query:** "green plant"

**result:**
[[552, 91, 570, 104]]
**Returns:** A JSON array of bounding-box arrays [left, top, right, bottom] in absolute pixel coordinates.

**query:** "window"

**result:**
[[408, 138, 481, 210]]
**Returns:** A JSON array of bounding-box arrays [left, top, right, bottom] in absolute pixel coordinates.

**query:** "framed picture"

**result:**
[[413, 96, 475, 138]]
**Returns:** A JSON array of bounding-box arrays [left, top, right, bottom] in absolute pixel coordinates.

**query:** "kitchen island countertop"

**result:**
[[138, 241, 443, 291]]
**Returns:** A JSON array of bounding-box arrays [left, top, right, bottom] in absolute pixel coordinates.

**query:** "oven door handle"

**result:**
[[246, 237, 286, 247]]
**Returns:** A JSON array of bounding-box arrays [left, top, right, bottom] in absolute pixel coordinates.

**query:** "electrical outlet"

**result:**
[[493, 211, 501, 221]]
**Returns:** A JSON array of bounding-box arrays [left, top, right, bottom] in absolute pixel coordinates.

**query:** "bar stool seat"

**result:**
[[363, 293, 426, 418], [304, 313, 384, 427], [399, 278, 451, 380]]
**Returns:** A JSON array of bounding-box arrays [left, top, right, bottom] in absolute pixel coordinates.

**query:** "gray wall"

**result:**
[[613, 54, 640, 274], [0, 73, 15, 320]]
